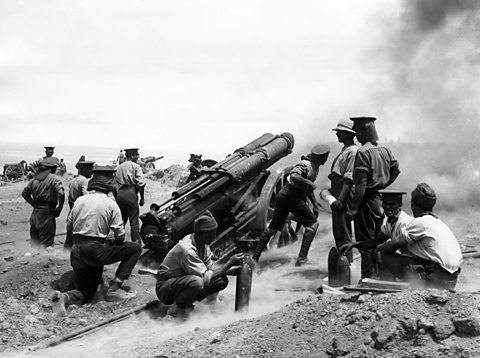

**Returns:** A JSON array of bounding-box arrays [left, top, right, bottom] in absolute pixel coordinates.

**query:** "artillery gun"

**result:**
[[139, 132, 295, 310], [138, 155, 164, 171]]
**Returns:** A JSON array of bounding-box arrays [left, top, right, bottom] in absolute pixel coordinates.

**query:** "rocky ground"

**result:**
[[1, 167, 480, 357]]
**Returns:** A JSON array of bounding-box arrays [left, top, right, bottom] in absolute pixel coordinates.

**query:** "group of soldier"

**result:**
[[252, 116, 462, 291], [19, 116, 463, 318]]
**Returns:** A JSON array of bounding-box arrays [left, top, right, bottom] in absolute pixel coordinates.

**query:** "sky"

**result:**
[[1, 0, 479, 165]]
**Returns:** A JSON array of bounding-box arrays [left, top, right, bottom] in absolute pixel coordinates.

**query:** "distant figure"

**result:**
[[29, 146, 57, 174], [186, 153, 203, 183], [64, 160, 95, 250], [22, 157, 65, 248], [56, 158, 67, 176], [113, 148, 145, 242], [117, 150, 126, 165], [52, 165, 141, 316]]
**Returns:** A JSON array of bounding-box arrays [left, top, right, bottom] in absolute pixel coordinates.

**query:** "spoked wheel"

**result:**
[[145, 162, 155, 170], [251, 167, 297, 247]]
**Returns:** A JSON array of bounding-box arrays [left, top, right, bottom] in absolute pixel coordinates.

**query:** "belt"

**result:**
[[35, 201, 55, 208], [72, 234, 106, 245], [156, 273, 171, 282], [119, 185, 136, 190]]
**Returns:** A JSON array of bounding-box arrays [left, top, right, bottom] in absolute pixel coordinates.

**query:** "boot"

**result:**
[[105, 281, 136, 302], [295, 226, 316, 266], [251, 232, 271, 262]]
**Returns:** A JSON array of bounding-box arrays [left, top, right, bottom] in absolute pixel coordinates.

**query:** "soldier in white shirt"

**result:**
[[340, 189, 413, 279], [375, 183, 462, 290]]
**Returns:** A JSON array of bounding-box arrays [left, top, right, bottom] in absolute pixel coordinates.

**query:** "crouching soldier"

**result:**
[[375, 183, 462, 290], [52, 165, 142, 316], [156, 212, 244, 318]]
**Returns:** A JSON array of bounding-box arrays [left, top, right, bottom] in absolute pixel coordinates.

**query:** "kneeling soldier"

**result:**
[[52, 165, 142, 316]]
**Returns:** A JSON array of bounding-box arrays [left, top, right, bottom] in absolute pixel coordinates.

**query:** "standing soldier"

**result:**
[[64, 160, 95, 250], [114, 148, 145, 242], [324, 119, 358, 263], [251, 144, 330, 266], [22, 157, 65, 248], [29, 146, 57, 174], [347, 117, 400, 279], [52, 165, 141, 316]]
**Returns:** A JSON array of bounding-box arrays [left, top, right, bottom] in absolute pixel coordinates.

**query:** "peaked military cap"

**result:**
[[92, 164, 117, 173], [379, 189, 407, 198], [124, 148, 139, 156], [77, 160, 95, 167], [310, 144, 330, 156], [40, 157, 59, 167], [350, 116, 377, 123], [44, 146, 55, 150]]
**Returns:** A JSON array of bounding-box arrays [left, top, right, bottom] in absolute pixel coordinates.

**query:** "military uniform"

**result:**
[[376, 184, 462, 290], [328, 119, 358, 262], [113, 148, 146, 242], [52, 166, 141, 314], [251, 144, 330, 265], [64, 160, 95, 250], [350, 117, 400, 278], [22, 157, 64, 247]]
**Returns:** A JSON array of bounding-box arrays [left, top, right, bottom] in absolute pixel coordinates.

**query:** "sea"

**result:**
[[0, 141, 187, 174]]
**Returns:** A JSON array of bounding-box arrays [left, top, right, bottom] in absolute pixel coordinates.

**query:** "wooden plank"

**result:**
[[359, 278, 410, 290]]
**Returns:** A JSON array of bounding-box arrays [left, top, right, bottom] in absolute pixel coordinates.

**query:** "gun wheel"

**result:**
[[252, 166, 297, 248]]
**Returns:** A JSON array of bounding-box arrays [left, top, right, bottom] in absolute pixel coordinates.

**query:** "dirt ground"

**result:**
[[1, 169, 480, 358]]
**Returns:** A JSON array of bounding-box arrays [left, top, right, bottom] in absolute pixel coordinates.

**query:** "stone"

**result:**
[[452, 315, 480, 336], [432, 317, 455, 340]]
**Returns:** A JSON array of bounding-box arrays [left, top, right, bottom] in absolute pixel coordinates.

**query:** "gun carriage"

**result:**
[[139, 133, 295, 310]]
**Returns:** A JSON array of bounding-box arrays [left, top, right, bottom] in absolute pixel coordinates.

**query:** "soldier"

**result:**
[[251, 144, 330, 266], [117, 150, 126, 165], [339, 189, 413, 278], [155, 212, 244, 318], [22, 157, 65, 248], [374, 183, 462, 290], [29, 146, 57, 174], [52, 165, 141, 316], [347, 117, 400, 279], [324, 118, 358, 263], [64, 160, 95, 250], [114, 148, 145, 242], [56, 158, 67, 176]]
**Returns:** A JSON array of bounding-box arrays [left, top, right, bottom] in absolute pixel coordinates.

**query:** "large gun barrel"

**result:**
[[140, 132, 294, 265]]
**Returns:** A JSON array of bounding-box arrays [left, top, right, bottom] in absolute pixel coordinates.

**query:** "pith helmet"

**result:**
[[332, 119, 355, 134]]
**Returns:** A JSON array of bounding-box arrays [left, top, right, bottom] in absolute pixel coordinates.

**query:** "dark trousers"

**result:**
[[269, 185, 317, 231], [331, 204, 354, 263], [156, 275, 228, 309], [353, 191, 383, 278], [377, 251, 460, 290], [68, 237, 142, 303], [29, 207, 56, 247], [117, 187, 141, 242]]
